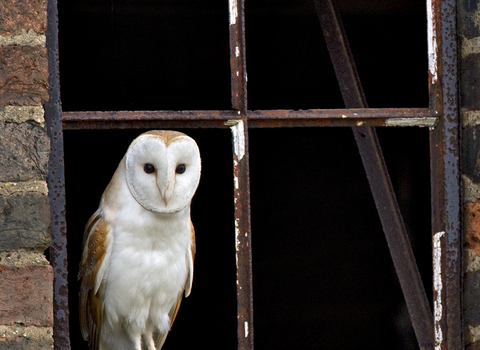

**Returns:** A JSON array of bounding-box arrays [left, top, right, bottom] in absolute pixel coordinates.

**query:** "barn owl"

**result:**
[[78, 130, 201, 350]]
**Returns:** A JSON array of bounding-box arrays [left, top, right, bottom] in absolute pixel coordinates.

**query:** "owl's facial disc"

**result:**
[[125, 132, 201, 213]]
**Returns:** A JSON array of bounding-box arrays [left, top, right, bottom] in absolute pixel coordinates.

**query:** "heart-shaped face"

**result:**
[[125, 131, 201, 213]]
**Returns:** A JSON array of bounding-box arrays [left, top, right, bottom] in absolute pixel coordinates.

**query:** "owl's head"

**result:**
[[125, 130, 201, 213]]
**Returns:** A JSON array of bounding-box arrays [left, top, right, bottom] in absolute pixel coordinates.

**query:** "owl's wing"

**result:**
[[78, 211, 113, 350], [185, 221, 196, 297], [155, 221, 196, 349]]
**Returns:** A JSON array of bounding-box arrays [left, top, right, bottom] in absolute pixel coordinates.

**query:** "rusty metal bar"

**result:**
[[229, 0, 247, 113], [314, 0, 435, 349], [46, 0, 71, 349], [247, 108, 437, 128], [61, 108, 437, 130], [429, 0, 461, 348], [61, 110, 241, 130], [229, 0, 254, 349], [228, 119, 254, 350]]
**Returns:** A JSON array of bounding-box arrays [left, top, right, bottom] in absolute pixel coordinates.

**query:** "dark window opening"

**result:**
[[250, 127, 431, 350], [58, 0, 231, 111]]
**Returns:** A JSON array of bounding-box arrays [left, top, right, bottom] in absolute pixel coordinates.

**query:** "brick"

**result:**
[[0, 106, 44, 125], [0, 0, 47, 36], [468, 341, 480, 350], [465, 270, 480, 327], [0, 250, 49, 267], [0, 46, 48, 105], [465, 201, 480, 254], [0, 181, 48, 197], [0, 265, 53, 326], [466, 248, 480, 273], [462, 127, 480, 182], [0, 122, 49, 182], [0, 325, 53, 349], [0, 29, 46, 47], [0, 192, 50, 251], [458, 0, 480, 40]]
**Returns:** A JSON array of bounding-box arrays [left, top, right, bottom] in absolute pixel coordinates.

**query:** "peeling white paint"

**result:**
[[235, 46, 240, 57], [229, 0, 238, 26], [230, 120, 245, 161], [427, 0, 438, 84], [433, 231, 445, 350], [244, 322, 249, 338], [235, 220, 241, 250], [235, 220, 241, 268], [385, 117, 438, 128], [234, 176, 239, 190]]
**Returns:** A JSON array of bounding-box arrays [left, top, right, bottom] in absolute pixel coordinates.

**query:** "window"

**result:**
[[46, 0, 461, 349]]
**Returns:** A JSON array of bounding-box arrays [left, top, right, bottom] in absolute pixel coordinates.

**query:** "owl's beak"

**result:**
[[158, 174, 174, 207], [161, 192, 170, 206]]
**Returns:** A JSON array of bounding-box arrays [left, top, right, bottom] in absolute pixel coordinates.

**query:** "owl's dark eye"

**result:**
[[176, 164, 186, 174], [143, 163, 155, 174]]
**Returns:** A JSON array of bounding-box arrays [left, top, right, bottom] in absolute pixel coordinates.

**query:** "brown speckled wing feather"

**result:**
[[78, 211, 111, 350]]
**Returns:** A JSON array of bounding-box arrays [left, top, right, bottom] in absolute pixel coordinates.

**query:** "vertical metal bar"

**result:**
[[229, 1, 253, 350], [429, 0, 462, 348], [229, 0, 247, 113], [45, 0, 71, 349], [229, 119, 254, 350], [314, 1, 435, 349]]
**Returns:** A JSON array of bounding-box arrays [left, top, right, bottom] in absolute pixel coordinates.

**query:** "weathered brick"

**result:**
[[0, 192, 50, 251], [0, 122, 49, 182], [0, 250, 49, 267], [468, 340, 480, 350], [0, 46, 48, 105], [462, 126, 480, 183], [0, 325, 53, 350], [458, 0, 480, 40], [0, 0, 47, 36], [0, 106, 44, 125], [0, 29, 46, 47], [465, 201, 480, 254], [461, 53, 480, 111], [0, 265, 53, 326], [465, 270, 480, 327]]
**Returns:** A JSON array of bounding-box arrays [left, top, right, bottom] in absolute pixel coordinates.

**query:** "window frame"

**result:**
[[45, 0, 461, 349]]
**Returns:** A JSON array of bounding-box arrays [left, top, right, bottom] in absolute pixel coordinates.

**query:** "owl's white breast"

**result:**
[[100, 163, 192, 335]]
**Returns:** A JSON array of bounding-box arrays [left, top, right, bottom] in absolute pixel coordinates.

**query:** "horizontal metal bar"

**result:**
[[249, 108, 434, 119], [248, 108, 437, 128], [62, 108, 437, 130], [61, 110, 241, 130]]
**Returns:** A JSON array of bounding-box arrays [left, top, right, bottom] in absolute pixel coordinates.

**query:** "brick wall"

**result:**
[[459, 1, 480, 349], [0, 0, 53, 349]]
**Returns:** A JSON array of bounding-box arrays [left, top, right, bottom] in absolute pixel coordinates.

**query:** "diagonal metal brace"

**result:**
[[313, 1, 435, 349]]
